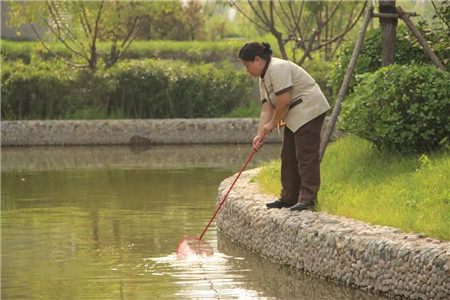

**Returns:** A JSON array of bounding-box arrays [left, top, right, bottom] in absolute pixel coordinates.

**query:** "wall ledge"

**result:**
[[1, 119, 277, 146], [1, 117, 341, 147]]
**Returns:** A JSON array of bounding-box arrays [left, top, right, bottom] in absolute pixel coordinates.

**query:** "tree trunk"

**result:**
[[274, 31, 289, 60], [379, 1, 397, 67], [89, 43, 97, 72]]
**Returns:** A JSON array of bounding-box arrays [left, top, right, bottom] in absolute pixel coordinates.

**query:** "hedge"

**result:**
[[340, 64, 449, 154], [1, 59, 252, 120], [330, 25, 450, 99]]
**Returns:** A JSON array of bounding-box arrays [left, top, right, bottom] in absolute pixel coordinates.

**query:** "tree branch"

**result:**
[[297, 29, 321, 65], [88, 0, 105, 70], [312, 2, 367, 52], [249, 1, 270, 26], [29, 22, 89, 68], [294, 1, 306, 42], [431, 0, 450, 30], [79, 3, 92, 40], [227, 0, 269, 31], [276, 0, 294, 32], [44, 1, 88, 59]]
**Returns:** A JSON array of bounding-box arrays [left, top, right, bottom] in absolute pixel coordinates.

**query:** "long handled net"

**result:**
[[177, 137, 264, 260], [177, 236, 214, 260]]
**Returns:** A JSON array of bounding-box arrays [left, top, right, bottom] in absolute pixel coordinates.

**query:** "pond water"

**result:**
[[2, 145, 387, 299]]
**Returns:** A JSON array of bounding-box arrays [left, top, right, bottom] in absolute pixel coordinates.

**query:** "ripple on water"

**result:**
[[147, 253, 261, 299]]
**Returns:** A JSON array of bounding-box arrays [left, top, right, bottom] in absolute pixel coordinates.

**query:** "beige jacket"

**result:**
[[259, 57, 330, 132]]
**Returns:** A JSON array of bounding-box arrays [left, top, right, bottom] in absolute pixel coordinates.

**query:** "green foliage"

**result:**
[[1, 39, 250, 120], [1, 40, 75, 63], [1, 40, 34, 63], [1, 58, 251, 120], [431, 0, 450, 29], [223, 100, 261, 118], [142, 0, 210, 41], [257, 135, 450, 240], [1, 39, 243, 64], [330, 25, 450, 98], [340, 64, 450, 154], [6, 1, 157, 71], [122, 40, 243, 63], [1, 59, 73, 119], [108, 59, 250, 118], [302, 58, 334, 104]]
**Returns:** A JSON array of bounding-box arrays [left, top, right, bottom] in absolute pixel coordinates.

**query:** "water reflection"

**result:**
[[1, 144, 281, 171], [2, 145, 387, 299]]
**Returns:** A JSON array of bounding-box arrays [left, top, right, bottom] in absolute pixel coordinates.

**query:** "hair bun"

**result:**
[[262, 42, 273, 55]]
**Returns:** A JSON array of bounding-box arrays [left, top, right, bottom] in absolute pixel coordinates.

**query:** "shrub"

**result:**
[[339, 64, 449, 154], [330, 25, 450, 99], [66, 69, 118, 119], [108, 59, 250, 118], [107, 59, 172, 118], [1, 58, 251, 120], [302, 58, 334, 105], [1, 60, 73, 119]]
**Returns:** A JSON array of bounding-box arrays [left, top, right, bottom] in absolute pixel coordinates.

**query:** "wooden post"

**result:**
[[380, 1, 397, 67], [319, 6, 374, 160], [396, 6, 445, 70]]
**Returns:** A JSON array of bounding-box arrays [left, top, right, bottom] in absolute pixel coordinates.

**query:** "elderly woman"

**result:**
[[239, 41, 330, 211]]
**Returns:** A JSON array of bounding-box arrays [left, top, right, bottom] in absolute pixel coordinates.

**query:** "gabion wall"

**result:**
[[216, 169, 449, 300]]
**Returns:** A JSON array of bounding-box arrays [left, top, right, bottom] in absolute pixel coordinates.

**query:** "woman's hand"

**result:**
[[252, 135, 264, 152], [263, 121, 277, 136]]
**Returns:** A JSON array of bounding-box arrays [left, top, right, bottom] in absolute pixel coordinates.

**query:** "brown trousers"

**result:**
[[280, 113, 326, 206]]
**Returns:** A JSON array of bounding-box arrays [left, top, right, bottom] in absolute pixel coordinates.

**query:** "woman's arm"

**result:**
[[257, 101, 274, 137], [253, 101, 274, 152], [263, 91, 291, 135]]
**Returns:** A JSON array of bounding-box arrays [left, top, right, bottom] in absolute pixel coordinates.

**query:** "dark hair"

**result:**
[[238, 41, 273, 61]]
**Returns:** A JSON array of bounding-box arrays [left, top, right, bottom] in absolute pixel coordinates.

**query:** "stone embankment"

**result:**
[[216, 169, 449, 300], [1, 118, 341, 147], [1, 119, 281, 146]]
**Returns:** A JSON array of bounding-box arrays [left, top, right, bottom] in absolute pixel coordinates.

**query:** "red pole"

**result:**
[[199, 136, 264, 240]]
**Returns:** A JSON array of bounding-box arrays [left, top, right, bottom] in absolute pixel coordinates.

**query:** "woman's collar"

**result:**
[[260, 56, 271, 78]]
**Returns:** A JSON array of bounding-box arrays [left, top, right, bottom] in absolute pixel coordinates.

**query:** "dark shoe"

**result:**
[[290, 203, 315, 212], [266, 200, 294, 209]]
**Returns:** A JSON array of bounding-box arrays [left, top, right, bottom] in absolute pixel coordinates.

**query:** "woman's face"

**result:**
[[241, 56, 265, 77]]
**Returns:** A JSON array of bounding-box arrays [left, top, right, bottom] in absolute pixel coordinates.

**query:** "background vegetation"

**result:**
[[3, 1, 447, 121], [330, 25, 450, 99], [0, 39, 244, 64], [340, 64, 449, 154], [1, 58, 250, 120]]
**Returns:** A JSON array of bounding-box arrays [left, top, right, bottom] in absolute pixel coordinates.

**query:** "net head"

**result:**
[[177, 236, 214, 260]]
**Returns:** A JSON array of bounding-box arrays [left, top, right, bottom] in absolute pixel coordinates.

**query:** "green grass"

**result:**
[[257, 134, 450, 241], [1, 39, 244, 63]]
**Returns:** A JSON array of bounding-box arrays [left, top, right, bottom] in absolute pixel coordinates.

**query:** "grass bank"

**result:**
[[257, 134, 449, 241]]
